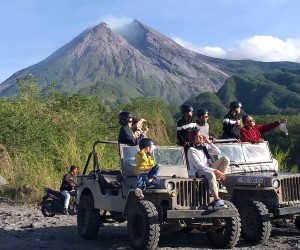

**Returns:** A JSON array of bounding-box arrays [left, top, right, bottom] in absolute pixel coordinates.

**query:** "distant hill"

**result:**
[[1, 20, 300, 105], [186, 68, 300, 117]]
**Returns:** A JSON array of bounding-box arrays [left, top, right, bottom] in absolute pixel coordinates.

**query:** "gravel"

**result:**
[[1, 199, 300, 250]]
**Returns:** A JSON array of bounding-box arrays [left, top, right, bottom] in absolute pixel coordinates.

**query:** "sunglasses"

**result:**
[[128, 120, 133, 123]]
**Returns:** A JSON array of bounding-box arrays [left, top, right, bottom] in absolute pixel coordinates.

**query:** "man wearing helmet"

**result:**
[[118, 111, 148, 145], [176, 104, 197, 146], [195, 108, 215, 140], [135, 138, 160, 199], [222, 101, 242, 139]]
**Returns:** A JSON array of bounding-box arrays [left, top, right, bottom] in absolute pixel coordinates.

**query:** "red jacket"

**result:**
[[240, 121, 279, 143]]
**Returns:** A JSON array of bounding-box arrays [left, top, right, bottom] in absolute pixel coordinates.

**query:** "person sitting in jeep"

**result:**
[[118, 111, 148, 146], [134, 138, 160, 199], [240, 115, 288, 143], [187, 129, 229, 209]]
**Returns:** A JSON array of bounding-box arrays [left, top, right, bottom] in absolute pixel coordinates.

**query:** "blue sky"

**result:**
[[1, 0, 300, 83]]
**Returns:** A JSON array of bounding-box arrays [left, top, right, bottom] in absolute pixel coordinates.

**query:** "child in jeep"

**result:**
[[135, 138, 160, 199]]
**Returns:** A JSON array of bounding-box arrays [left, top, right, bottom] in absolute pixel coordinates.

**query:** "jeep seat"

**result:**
[[89, 169, 121, 195]]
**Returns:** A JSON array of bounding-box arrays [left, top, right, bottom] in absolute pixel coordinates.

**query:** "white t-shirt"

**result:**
[[187, 143, 221, 177]]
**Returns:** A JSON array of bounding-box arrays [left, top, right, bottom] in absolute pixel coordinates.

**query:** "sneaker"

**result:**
[[63, 208, 69, 215], [218, 181, 227, 190], [152, 178, 160, 185], [147, 184, 155, 189], [146, 182, 156, 189], [135, 188, 144, 199], [214, 199, 228, 209]]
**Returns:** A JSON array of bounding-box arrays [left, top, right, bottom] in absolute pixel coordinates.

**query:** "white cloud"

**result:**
[[101, 16, 133, 30], [173, 35, 300, 62]]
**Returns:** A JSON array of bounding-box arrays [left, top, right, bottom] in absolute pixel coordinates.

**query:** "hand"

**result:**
[[214, 169, 226, 181], [143, 125, 149, 134], [134, 131, 141, 138], [236, 120, 241, 126], [280, 118, 288, 124], [259, 138, 264, 142], [202, 135, 211, 144], [211, 137, 217, 143]]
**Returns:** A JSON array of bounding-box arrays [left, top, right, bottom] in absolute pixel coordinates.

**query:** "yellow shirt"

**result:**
[[135, 150, 156, 175]]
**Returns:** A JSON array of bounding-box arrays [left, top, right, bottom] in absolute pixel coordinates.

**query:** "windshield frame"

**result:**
[[216, 141, 273, 165]]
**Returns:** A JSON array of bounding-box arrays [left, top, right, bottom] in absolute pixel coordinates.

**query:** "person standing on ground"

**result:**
[[222, 101, 242, 140], [60, 165, 78, 215]]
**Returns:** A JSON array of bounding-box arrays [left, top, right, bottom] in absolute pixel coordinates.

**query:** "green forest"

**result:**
[[0, 74, 299, 202]]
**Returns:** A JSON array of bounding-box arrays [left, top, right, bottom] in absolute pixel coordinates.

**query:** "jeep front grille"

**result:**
[[175, 180, 210, 208], [281, 177, 300, 202]]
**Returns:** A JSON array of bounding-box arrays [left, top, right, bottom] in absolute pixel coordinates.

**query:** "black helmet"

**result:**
[[180, 104, 193, 114], [196, 108, 209, 117], [119, 111, 133, 126], [139, 138, 154, 150], [230, 101, 242, 110]]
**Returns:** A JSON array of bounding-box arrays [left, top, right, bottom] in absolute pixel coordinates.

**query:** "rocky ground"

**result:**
[[1, 198, 300, 250]]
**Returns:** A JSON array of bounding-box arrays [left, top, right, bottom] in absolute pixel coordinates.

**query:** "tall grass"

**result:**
[[0, 76, 175, 202], [272, 145, 296, 172]]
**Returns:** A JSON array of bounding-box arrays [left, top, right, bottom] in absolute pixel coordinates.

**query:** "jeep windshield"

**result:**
[[120, 145, 188, 178], [217, 142, 273, 164]]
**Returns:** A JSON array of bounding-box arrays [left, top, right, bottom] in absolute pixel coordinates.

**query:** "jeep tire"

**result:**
[[207, 201, 241, 248], [237, 199, 271, 245], [127, 200, 160, 250], [77, 195, 101, 240], [295, 216, 300, 231]]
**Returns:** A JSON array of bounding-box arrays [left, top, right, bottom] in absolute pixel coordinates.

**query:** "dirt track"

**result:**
[[1, 200, 300, 250]]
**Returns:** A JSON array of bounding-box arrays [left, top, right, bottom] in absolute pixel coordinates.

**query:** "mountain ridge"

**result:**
[[1, 20, 300, 105], [186, 68, 300, 117]]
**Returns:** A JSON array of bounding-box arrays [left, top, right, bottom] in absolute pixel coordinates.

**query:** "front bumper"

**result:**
[[167, 208, 238, 219], [274, 205, 300, 216]]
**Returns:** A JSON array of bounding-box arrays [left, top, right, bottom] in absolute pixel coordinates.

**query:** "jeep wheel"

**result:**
[[127, 200, 160, 250], [295, 216, 300, 231], [207, 201, 241, 248], [77, 195, 101, 240], [238, 199, 271, 245]]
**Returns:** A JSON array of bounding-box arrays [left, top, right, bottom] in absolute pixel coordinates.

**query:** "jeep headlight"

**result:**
[[272, 179, 280, 189], [167, 182, 175, 191]]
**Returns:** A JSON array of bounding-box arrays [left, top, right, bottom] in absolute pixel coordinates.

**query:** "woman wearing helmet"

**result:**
[[118, 111, 148, 145], [135, 138, 160, 199], [222, 101, 242, 139]]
